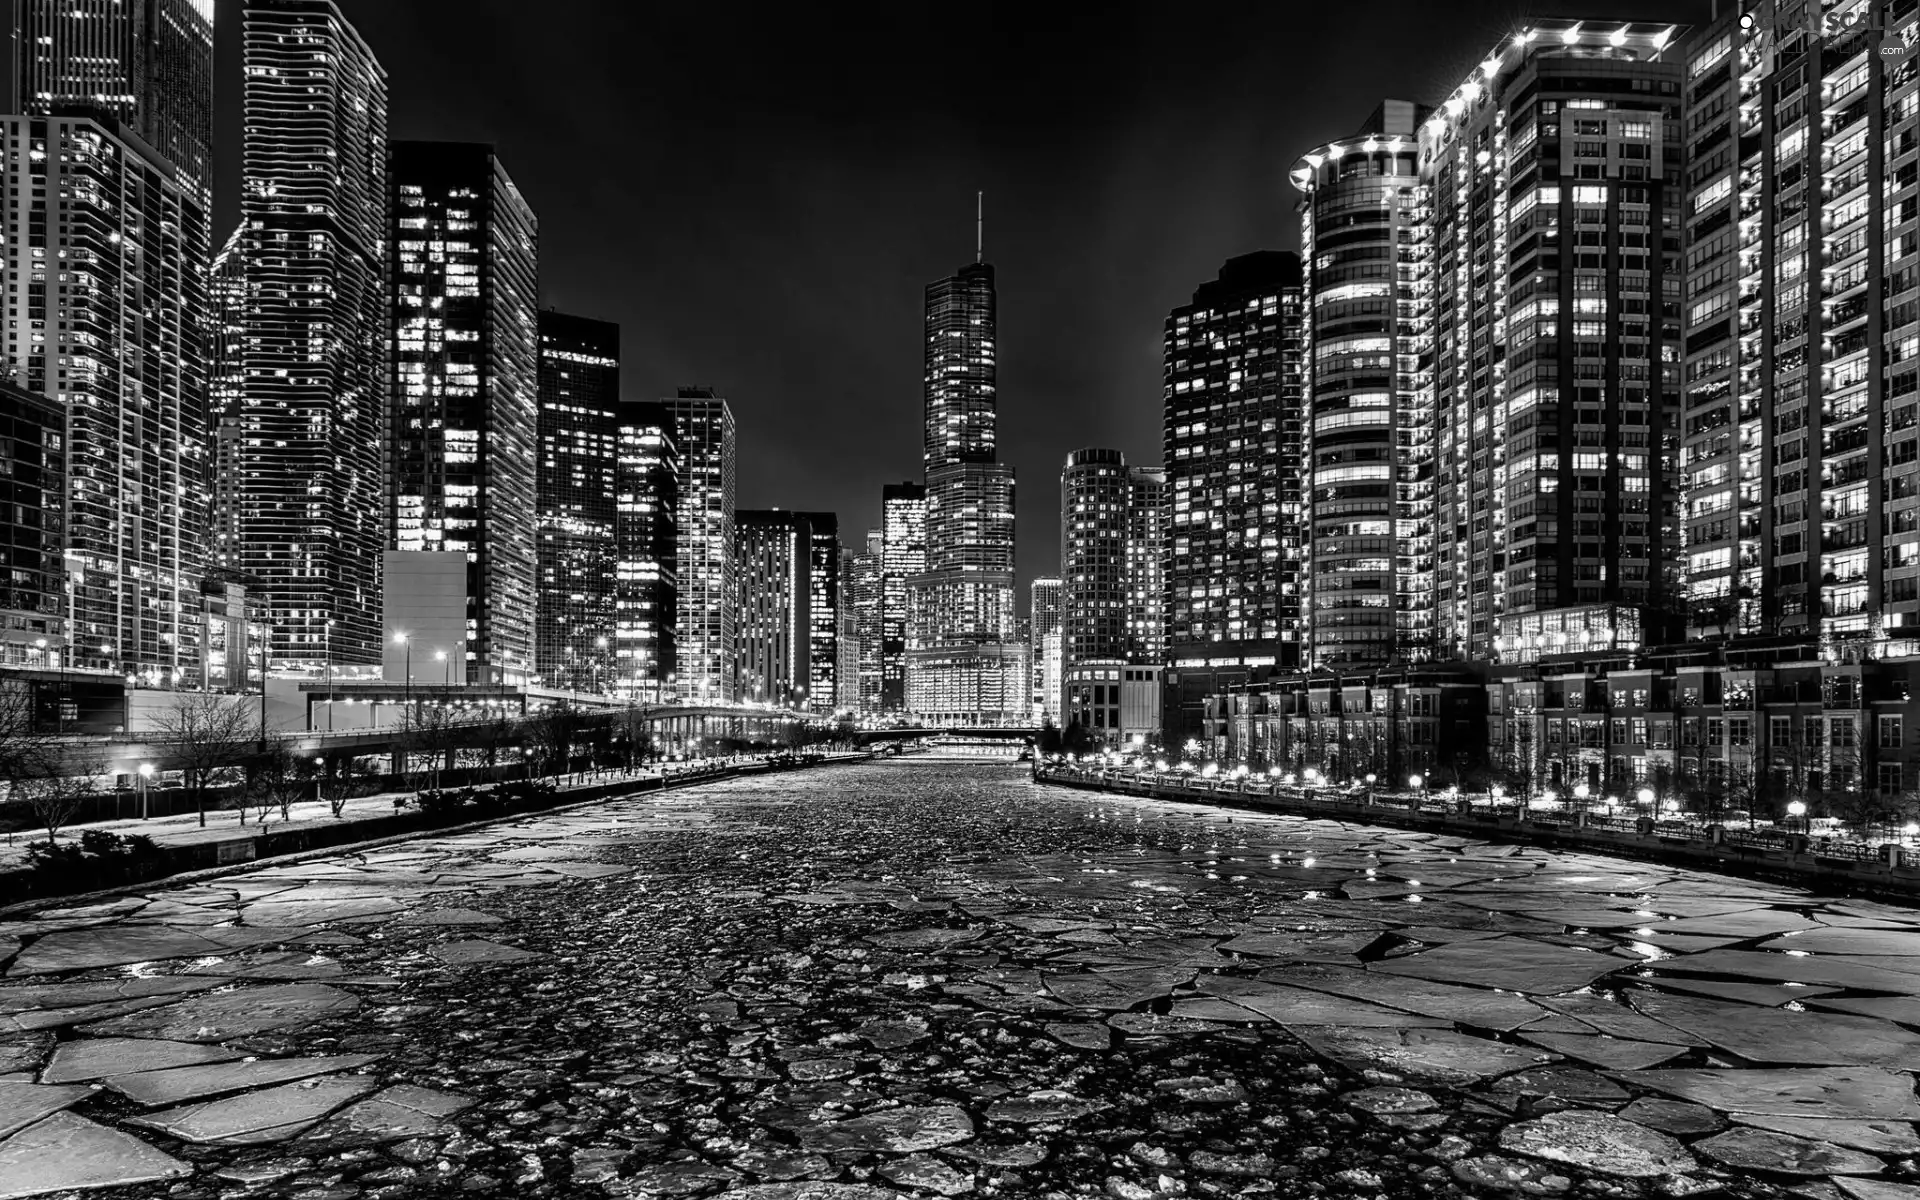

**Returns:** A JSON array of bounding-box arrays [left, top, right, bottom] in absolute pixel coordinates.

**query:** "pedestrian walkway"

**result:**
[[0, 766, 672, 873]]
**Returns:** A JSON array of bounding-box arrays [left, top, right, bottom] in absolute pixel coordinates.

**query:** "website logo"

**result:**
[[1738, 4, 1917, 62]]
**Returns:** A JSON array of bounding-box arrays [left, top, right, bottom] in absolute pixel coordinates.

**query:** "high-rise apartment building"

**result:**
[[208, 227, 246, 573], [12, 0, 216, 196], [390, 141, 539, 686], [237, 0, 389, 670], [0, 381, 65, 671], [1161, 252, 1306, 741], [616, 403, 679, 701], [1421, 21, 1684, 664], [535, 310, 620, 692], [907, 252, 1022, 723], [798, 512, 840, 712], [1291, 100, 1438, 670], [853, 528, 884, 712], [1029, 575, 1062, 718], [836, 544, 861, 711], [1062, 450, 1167, 740], [736, 510, 811, 708], [1680, 7, 1900, 646], [666, 389, 737, 704], [0, 112, 208, 684], [879, 482, 926, 712]]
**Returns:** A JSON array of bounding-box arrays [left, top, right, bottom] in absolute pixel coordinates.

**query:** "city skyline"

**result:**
[[158, 0, 1714, 597]]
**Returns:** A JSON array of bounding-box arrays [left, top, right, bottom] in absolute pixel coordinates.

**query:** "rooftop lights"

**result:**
[[1609, 24, 1629, 46], [1561, 22, 1583, 43]]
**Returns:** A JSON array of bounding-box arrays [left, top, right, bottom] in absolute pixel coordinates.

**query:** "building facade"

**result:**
[[665, 389, 736, 704], [1162, 251, 1307, 744], [1029, 575, 1062, 720], [12, 0, 216, 197], [534, 310, 620, 693], [879, 482, 925, 712], [236, 0, 389, 670], [615, 403, 678, 702], [836, 544, 861, 711], [852, 528, 884, 713], [0, 381, 65, 671], [735, 510, 811, 708], [207, 226, 246, 573], [1291, 99, 1437, 670], [798, 512, 840, 712], [1421, 20, 1685, 664], [0, 113, 208, 685], [390, 141, 539, 686], [907, 257, 1022, 723]]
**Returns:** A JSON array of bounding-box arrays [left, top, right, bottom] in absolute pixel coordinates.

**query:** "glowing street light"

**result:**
[[138, 762, 154, 820], [1787, 799, 1808, 835]]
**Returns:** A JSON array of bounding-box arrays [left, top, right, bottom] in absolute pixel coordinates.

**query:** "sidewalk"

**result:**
[[0, 766, 670, 872]]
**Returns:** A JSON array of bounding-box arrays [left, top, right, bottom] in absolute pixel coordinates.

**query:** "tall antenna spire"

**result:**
[[976, 191, 983, 264]]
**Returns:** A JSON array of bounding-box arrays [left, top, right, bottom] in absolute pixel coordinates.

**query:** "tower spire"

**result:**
[[976, 191, 983, 264]]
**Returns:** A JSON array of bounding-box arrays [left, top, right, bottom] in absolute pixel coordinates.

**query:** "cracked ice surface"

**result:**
[[8, 762, 1920, 1197]]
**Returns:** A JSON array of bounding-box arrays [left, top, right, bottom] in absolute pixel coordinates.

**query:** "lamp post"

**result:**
[[1637, 786, 1655, 818], [138, 762, 153, 820], [1787, 798, 1808, 836], [594, 636, 608, 697], [314, 756, 325, 805], [395, 633, 412, 715], [1365, 772, 1377, 805], [1573, 782, 1591, 817], [1409, 773, 1424, 806]]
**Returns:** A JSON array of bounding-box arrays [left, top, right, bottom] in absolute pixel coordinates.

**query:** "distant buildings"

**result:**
[[666, 390, 737, 704], [735, 510, 811, 708], [389, 141, 539, 686], [235, 0, 390, 671], [799, 513, 841, 712], [535, 311, 621, 693], [836, 544, 862, 711], [880, 482, 925, 713], [615, 404, 679, 701], [852, 529, 884, 712], [1029, 576, 1061, 719]]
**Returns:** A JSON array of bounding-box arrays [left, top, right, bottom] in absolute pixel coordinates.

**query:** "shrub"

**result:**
[[25, 830, 167, 887], [415, 788, 473, 818]]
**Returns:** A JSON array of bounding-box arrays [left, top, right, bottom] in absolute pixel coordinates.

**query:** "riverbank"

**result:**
[[0, 751, 873, 909], [1036, 764, 1920, 901]]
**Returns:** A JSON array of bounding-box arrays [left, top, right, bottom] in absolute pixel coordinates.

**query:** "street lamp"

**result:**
[[1787, 798, 1808, 835], [1637, 786, 1655, 815], [1573, 782, 1591, 815], [1365, 772, 1377, 804], [394, 633, 412, 713], [314, 756, 325, 805], [138, 762, 154, 820]]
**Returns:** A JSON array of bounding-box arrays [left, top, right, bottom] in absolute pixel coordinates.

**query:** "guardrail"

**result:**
[[1033, 766, 1920, 900]]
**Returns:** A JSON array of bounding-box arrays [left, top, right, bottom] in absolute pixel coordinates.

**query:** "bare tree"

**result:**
[[320, 753, 373, 818], [246, 742, 315, 824], [149, 693, 258, 829], [22, 742, 107, 845], [396, 702, 460, 791], [0, 677, 55, 810], [523, 704, 581, 779]]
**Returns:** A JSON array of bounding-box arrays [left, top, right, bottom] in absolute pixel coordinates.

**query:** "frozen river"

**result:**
[[2, 758, 1919, 1199]]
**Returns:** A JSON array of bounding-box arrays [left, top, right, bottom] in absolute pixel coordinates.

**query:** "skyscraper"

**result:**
[[535, 311, 621, 693], [735, 510, 811, 708], [880, 482, 926, 712], [1061, 450, 1167, 742], [836, 544, 861, 711], [616, 403, 679, 702], [0, 112, 208, 683], [1421, 21, 1683, 664], [0, 380, 65, 672], [665, 389, 737, 704], [12, 0, 216, 196], [1162, 252, 1307, 741], [1291, 100, 1437, 670], [208, 227, 247, 573], [389, 141, 539, 686], [1029, 575, 1062, 720], [797, 512, 841, 712], [853, 528, 884, 713], [906, 238, 1023, 724], [237, 0, 389, 670]]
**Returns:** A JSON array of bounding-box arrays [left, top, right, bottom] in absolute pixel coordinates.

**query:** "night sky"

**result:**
[[202, 0, 1710, 598]]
